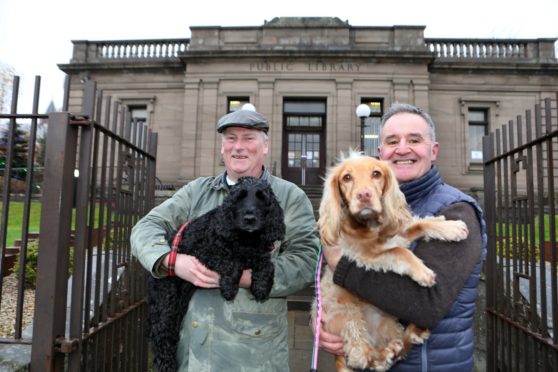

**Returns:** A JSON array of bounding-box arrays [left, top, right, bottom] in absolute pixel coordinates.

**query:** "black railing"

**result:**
[[0, 76, 158, 372], [483, 95, 558, 371]]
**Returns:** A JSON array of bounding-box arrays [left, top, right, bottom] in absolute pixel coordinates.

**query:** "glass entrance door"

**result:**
[[286, 132, 321, 185], [281, 100, 325, 186]]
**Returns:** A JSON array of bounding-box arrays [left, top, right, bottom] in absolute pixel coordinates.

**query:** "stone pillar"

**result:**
[[257, 79, 276, 172], [392, 78, 412, 104], [180, 77, 201, 181], [198, 79, 220, 177], [335, 80, 353, 162]]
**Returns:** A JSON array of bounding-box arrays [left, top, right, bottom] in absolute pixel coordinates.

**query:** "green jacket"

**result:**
[[130, 169, 319, 371]]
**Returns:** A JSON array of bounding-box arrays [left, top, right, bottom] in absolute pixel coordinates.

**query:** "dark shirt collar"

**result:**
[[399, 166, 442, 207]]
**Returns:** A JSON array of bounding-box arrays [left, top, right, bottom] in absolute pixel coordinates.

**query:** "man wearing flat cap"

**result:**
[[131, 106, 319, 371]]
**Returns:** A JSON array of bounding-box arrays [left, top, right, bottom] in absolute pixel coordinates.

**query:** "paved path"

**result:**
[[288, 309, 337, 372]]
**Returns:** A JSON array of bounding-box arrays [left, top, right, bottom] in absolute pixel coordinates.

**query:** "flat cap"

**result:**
[[216, 109, 269, 133]]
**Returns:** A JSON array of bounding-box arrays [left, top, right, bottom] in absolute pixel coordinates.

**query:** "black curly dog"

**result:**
[[146, 176, 285, 372]]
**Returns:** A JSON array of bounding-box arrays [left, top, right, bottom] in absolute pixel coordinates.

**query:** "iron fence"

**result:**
[[0, 76, 157, 371], [484, 95, 558, 371]]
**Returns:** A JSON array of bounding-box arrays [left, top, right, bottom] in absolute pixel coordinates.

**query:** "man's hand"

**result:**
[[239, 269, 252, 288], [319, 328, 345, 355], [311, 316, 345, 356], [322, 244, 342, 270], [164, 253, 220, 288]]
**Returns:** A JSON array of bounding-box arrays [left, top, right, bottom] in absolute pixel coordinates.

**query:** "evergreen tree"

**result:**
[[0, 122, 29, 181]]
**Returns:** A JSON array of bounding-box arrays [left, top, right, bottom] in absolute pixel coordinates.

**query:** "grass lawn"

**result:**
[[0, 200, 42, 246], [497, 214, 557, 244], [0, 200, 111, 247]]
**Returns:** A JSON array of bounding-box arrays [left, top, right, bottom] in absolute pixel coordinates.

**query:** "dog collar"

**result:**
[[167, 221, 190, 277]]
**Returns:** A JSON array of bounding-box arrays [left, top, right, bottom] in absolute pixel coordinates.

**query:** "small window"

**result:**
[[129, 105, 147, 125], [228, 97, 250, 113], [468, 108, 488, 163]]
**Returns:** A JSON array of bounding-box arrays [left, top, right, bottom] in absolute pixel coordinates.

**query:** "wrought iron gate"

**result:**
[[483, 95, 558, 371], [30, 80, 157, 371]]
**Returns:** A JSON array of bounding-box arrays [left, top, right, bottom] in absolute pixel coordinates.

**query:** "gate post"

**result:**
[[30, 112, 78, 372], [483, 132, 496, 372]]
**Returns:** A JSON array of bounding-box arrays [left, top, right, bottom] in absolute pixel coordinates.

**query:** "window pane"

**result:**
[[361, 99, 383, 115], [468, 125, 485, 162], [287, 133, 321, 168], [129, 105, 147, 126], [284, 101, 326, 114], [130, 107, 147, 119], [306, 134, 320, 168], [288, 133, 302, 167], [364, 116, 381, 157], [286, 116, 322, 128], [228, 97, 250, 112], [468, 110, 486, 122]]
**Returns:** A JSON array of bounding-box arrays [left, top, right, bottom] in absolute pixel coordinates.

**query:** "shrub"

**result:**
[[11, 239, 74, 289], [496, 237, 555, 264], [0, 177, 28, 194]]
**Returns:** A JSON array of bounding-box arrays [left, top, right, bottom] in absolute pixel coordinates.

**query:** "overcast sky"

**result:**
[[1, 0, 557, 112]]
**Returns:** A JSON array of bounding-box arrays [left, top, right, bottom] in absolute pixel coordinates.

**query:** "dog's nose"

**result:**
[[356, 189, 371, 202], [243, 213, 256, 224]]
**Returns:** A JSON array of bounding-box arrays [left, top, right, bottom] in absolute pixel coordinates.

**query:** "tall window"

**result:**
[[360, 98, 383, 157], [128, 104, 148, 145], [468, 108, 488, 164]]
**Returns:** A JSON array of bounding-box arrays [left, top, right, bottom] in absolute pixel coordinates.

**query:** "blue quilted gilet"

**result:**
[[389, 166, 487, 372]]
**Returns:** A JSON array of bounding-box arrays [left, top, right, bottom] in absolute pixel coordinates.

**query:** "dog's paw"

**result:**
[[251, 278, 273, 301], [387, 339, 404, 355], [370, 359, 394, 372], [221, 286, 239, 301], [410, 329, 430, 344], [442, 220, 469, 241], [346, 342, 373, 369], [251, 287, 271, 301], [412, 266, 436, 287], [369, 348, 396, 372]]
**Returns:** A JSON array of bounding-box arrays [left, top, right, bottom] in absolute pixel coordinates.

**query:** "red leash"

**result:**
[[167, 221, 190, 277]]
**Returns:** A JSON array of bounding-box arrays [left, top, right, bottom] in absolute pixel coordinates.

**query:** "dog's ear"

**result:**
[[263, 185, 286, 242], [381, 162, 412, 230], [318, 164, 343, 247], [217, 187, 237, 235]]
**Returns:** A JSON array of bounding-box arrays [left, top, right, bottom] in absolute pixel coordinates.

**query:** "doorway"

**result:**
[[281, 99, 326, 186]]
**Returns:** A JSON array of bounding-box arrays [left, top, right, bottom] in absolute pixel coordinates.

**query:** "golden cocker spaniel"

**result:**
[[312, 151, 468, 371]]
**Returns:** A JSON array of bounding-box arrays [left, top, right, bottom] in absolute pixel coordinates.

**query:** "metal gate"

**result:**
[[29, 80, 157, 371], [483, 95, 558, 371]]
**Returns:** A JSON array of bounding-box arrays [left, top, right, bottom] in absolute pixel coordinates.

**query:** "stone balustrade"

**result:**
[[68, 36, 556, 64], [70, 38, 190, 63], [426, 38, 557, 62]]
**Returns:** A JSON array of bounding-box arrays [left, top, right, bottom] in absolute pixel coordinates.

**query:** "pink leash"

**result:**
[[311, 244, 324, 371]]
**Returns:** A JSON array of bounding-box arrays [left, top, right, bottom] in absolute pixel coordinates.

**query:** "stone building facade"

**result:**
[[59, 17, 558, 195]]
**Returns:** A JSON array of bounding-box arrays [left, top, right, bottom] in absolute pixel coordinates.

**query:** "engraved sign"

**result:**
[[249, 62, 361, 72]]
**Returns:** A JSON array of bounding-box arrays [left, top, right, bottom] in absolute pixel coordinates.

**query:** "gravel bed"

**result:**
[[0, 274, 35, 338]]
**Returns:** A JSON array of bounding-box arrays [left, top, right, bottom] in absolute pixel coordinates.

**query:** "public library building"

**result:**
[[59, 17, 558, 196]]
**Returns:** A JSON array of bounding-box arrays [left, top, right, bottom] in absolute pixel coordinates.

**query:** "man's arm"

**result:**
[[130, 185, 192, 276], [269, 184, 320, 297], [333, 202, 482, 329]]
